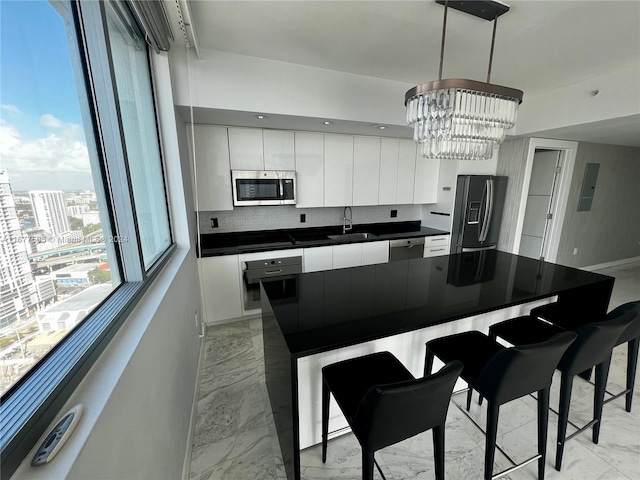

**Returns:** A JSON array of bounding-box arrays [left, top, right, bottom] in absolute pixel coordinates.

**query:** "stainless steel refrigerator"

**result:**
[[450, 175, 508, 254]]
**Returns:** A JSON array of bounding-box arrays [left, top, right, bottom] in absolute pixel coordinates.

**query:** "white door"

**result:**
[[518, 150, 562, 260]]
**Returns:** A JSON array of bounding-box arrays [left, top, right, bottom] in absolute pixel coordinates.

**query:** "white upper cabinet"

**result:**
[[378, 138, 399, 205], [324, 134, 354, 207], [397, 140, 417, 204], [189, 124, 233, 211], [295, 132, 324, 208], [263, 130, 295, 170], [228, 128, 264, 170], [413, 152, 440, 204], [353, 137, 381, 206]]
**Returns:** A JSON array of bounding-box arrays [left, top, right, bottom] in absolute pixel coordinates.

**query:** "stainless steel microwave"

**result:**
[[231, 170, 296, 206]]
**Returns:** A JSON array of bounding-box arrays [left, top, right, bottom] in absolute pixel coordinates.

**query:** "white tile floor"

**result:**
[[189, 261, 640, 480]]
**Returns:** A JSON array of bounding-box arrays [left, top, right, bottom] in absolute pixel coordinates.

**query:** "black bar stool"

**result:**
[[605, 301, 640, 412], [321, 351, 462, 480], [424, 330, 576, 480], [487, 312, 634, 471]]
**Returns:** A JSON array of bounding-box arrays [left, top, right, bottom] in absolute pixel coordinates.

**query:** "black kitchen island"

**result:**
[[260, 250, 615, 480]]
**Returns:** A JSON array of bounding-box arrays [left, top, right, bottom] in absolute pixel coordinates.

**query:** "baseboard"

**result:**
[[582, 256, 640, 272], [182, 333, 206, 480]]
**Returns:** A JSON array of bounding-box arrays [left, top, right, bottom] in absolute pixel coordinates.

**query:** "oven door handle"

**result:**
[[264, 269, 283, 275]]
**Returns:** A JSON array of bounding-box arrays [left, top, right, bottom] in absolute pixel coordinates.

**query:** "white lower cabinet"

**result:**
[[332, 243, 362, 269], [423, 235, 450, 257], [361, 241, 390, 265], [303, 246, 333, 273], [199, 255, 242, 323]]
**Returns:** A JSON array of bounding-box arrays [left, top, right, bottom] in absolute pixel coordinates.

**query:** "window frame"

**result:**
[[0, 1, 175, 475]]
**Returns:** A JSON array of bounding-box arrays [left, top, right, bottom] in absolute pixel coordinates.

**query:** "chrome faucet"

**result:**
[[343, 206, 352, 234]]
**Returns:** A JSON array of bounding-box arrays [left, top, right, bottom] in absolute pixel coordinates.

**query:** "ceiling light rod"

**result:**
[[487, 15, 498, 83], [438, 0, 449, 80]]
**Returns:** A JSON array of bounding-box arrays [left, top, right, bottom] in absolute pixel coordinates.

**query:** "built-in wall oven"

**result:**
[[232, 170, 296, 206], [242, 255, 302, 310]]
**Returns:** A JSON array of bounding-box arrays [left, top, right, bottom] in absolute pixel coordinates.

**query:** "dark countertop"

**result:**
[[199, 221, 449, 257], [260, 250, 615, 357]]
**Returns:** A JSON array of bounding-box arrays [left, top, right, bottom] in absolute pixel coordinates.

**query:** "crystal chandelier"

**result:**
[[405, 0, 523, 160]]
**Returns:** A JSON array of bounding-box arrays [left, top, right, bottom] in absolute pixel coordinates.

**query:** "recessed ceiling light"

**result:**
[[378, 126, 386, 130], [323, 121, 332, 125], [255, 115, 268, 119]]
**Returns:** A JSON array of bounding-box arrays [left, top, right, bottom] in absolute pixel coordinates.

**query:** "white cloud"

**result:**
[[0, 117, 92, 189], [0, 104, 21, 115], [40, 114, 64, 129]]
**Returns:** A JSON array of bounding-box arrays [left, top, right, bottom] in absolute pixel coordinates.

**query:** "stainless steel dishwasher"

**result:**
[[389, 237, 425, 261]]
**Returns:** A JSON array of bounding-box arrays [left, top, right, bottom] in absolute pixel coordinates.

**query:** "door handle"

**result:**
[[265, 269, 283, 275]]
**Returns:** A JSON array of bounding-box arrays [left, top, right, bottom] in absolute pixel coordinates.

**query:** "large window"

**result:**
[[0, 0, 173, 475]]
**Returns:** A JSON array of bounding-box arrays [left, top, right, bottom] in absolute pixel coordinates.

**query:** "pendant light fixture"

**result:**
[[405, 0, 523, 160]]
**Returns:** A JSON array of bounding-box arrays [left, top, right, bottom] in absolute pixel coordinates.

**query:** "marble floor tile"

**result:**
[[203, 331, 255, 368], [194, 371, 266, 447], [189, 426, 278, 480]]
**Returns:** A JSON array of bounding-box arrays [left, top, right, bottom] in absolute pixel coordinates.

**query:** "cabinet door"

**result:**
[[378, 138, 399, 205], [413, 153, 440, 204], [324, 135, 354, 207], [353, 137, 381, 206], [332, 243, 362, 269], [263, 130, 295, 170], [295, 132, 324, 208], [303, 246, 333, 272], [397, 140, 417, 204], [200, 255, 242, 323], [189, 125, 233, 211], [361, 241, 389, 266], [228, 128, 264, 170]]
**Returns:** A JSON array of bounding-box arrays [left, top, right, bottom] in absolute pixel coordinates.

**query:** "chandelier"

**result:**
[[405, 0, 523, 161]]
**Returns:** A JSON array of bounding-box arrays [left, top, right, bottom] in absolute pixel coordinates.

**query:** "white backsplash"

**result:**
[[198, 205, 422, 234]]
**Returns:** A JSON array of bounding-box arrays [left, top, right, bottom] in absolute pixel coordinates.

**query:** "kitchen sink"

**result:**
[[327, 232, 378, 241]]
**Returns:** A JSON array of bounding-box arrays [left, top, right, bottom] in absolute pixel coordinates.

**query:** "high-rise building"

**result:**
[[28, 190, 70, 236], [0, 171, 38, 329]]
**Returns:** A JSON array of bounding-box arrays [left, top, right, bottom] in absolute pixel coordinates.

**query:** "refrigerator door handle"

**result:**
[[480, 179, 493, 242], [478, 181, 488, 241]]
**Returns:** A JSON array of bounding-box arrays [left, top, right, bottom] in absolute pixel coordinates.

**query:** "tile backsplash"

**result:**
[[198, 205, 422, 234]]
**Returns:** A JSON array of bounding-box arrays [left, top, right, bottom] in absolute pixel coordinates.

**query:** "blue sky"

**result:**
[[1, 0, 94, 191]]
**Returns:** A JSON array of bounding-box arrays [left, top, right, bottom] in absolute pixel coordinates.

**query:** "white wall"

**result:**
[[11, 52, 203, 480], [514, 66, 640, 136], [169, 48, 414, 126]]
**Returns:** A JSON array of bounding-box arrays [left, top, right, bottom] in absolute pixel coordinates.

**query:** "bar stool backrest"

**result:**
[[352, 360, 463, 452], [476, 331, 577, 406], [558, 311, 636, 375], [607, 301, 640, 344]]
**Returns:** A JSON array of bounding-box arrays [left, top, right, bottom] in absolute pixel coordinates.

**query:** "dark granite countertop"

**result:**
[[198, 221, 449, 257], [260, 250, 615, 357]]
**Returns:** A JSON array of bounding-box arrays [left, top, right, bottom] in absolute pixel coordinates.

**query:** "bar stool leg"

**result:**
[[484, 402, 500, 480], [321, 378, 330, 463], [424, 348, 434, 376], [433, 424, 445, 480], [466, 387, 473, 411], [626, 338, 639, 412], [537, 387, 550, 480], [362, 449, 375, 480], [593, 357, 611, 444], [555, 373, 573, 471]]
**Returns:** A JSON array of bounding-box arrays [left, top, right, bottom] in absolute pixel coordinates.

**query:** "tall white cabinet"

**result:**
[[324, 134, 354, 207], [188, 125, 233, 211], [352, 137, 380, 206], [294, 132, 324, 208]]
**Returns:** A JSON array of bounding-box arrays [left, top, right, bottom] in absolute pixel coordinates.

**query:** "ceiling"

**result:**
[[173, 0, 640, 147]]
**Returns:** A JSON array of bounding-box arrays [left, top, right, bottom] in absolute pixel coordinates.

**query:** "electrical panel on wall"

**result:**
[[577, 163, 600, 212]]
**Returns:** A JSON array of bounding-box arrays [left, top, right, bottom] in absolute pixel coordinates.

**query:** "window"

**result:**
[[0, 0, 174, 475]]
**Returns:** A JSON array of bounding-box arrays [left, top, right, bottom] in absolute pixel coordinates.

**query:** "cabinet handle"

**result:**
[[430, 248, 446, 252]]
